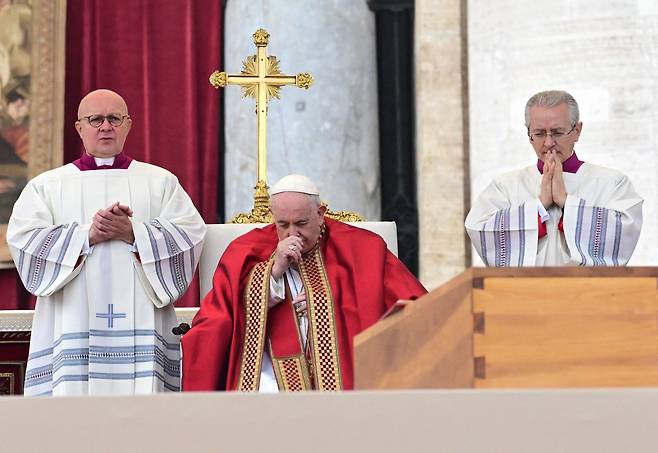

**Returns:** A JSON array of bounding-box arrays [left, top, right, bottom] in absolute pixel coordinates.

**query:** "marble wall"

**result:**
[[468, 0, 658, 265], [415, 0, 468, 289], [223, 0, 380, 220]]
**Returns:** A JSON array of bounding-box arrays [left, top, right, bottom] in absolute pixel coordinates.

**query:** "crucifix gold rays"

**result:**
[[209, 28, 313, 223]]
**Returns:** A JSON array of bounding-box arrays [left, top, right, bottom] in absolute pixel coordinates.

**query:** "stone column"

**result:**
[[415, 0, 470, 289]]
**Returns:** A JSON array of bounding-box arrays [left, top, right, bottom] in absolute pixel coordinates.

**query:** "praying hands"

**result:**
[[89, 202, 135, 245], [539, 151, 568, 209]]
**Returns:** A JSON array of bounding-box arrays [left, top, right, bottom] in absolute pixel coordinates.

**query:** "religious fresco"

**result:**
[[0, 0, 30, 228], [0, 0, 65, 264]]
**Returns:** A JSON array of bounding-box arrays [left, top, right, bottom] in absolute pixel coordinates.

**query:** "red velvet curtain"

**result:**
[[0, 0, 222, 309]]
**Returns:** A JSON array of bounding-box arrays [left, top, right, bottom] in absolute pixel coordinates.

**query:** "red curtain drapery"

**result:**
[[0, 0, 222, 309], [64, 0, 221, 223]]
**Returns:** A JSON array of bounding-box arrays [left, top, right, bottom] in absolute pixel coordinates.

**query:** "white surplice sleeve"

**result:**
[[465, 179, 540, 267], [7, 177, 89, 296], [562, 174, 643, 266], [132, 175, 206, 308]]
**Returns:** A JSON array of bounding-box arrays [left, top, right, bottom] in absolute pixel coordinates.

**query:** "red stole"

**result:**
[[266, 280, 314, 390], [244, 246, 341, 391]]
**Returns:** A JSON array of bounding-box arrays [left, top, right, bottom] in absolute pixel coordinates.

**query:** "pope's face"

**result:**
[[527, 103, 582, 163], [270, 192, 326, 254], [75, 91, 132, 158]]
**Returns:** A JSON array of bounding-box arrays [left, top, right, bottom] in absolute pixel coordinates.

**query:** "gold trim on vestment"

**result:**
[[270, 353, 312, 391], [237, 260, 271, 391], [298, 247, 343, 390], [239, 245, 342, 391]]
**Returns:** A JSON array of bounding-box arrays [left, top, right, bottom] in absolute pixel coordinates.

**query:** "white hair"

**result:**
[[525, 90, 579, 128]]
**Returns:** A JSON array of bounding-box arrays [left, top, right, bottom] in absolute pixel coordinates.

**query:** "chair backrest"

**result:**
[[198, 222, 398, 302]]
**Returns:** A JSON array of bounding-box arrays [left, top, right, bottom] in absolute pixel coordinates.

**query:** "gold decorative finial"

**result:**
[[209, 71, 228, 88], [253, 29, 269, 47], [230, 180, 273, 224], [296, 73, 314, 89]]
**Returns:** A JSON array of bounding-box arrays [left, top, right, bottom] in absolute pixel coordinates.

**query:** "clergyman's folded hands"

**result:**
[[539, 151, 567, 209], [89, 202, 135, 245]]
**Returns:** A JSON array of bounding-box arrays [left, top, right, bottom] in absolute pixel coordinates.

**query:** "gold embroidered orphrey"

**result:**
[[209, 28, 313, 224], [237, 246, 343, 391], [236, 260, 271, 391]]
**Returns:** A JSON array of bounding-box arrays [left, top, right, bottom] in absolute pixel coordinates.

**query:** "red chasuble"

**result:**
[[182, 218, 427, 391]]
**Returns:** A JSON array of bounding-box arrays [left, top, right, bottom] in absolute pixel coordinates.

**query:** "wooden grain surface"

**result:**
[[354, 270, 474, 389], [355, 269, 658, 389], [474, 277, 658, 388]]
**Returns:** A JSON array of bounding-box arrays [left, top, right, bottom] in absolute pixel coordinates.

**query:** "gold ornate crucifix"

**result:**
[[209, 28, 313, 223]]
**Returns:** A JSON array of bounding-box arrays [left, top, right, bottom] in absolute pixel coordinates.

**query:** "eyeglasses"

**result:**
[[528, 123, 577, 142], [78, 114, 130, 128]]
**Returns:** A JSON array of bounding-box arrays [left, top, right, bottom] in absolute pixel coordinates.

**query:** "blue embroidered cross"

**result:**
[[96, 304, 127, 328]]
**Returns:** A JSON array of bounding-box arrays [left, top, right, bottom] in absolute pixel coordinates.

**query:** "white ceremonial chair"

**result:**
[[198, 222, 399, 303]]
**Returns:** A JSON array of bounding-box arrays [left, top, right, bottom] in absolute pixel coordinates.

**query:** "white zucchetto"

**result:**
[[270, 174, 320, 196]]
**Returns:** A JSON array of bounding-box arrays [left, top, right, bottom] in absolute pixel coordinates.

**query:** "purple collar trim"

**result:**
[[73, 153, 132, 171], [537, 151, 584, 174]]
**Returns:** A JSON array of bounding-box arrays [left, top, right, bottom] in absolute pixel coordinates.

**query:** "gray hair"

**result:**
[[309, 194, 321, 207], [524, 90, 579, 128]]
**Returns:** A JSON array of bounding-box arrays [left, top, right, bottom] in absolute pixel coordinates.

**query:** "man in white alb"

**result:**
[[7, 89, 206, 395], [465, 90, 642, 266]]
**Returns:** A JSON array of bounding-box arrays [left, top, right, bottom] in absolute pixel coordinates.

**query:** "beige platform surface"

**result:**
[[2, 389, 658, 452]]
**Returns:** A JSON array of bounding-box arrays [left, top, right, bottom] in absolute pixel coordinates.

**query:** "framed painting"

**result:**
[[0, 0, 66, 265]]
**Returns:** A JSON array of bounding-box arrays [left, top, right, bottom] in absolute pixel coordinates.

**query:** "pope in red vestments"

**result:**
[[182, 175, 427, 391]]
